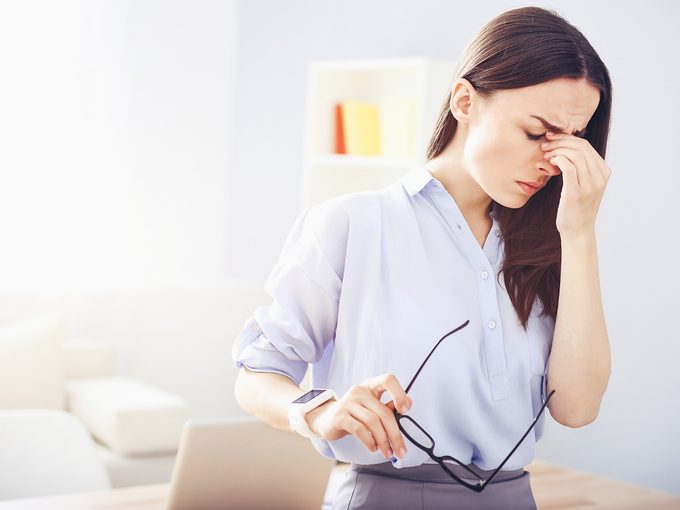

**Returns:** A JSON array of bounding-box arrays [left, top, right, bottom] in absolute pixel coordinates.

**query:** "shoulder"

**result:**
[[304, 190, 384, 239], [293, 191, 384, 278]]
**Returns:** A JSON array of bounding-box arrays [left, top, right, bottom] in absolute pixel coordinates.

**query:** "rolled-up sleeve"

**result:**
[[232, 203, 346, 386]]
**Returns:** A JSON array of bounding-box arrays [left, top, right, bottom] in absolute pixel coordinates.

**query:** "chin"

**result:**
[[492, 195, 528, 209]]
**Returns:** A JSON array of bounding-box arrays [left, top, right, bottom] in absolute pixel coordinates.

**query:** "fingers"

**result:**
[[340, 412, 379, 454], [367, 373, 412, 414], [346, 402, 394, 459], [545, 147, 591, 194], [545, 139, 611, 189], [360, 396, 410, 459], [356, 373, 412, 458], [542, 132, 607, 191]]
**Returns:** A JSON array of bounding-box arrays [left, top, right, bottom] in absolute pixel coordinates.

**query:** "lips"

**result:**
[[517, 181, 542, 196], [518, 180, 545, 190]]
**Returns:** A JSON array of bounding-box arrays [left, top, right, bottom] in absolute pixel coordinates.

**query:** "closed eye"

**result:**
[[526, 132, 546, 142]]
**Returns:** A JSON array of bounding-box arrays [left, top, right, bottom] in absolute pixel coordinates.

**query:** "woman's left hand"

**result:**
[[541, 131, 613, 240]]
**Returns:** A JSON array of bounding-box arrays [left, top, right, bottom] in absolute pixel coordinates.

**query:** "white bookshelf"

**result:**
[[300, 57, 455, 209]]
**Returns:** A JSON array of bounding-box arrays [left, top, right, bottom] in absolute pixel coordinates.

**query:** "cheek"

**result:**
[[465, 126, 519, 175]]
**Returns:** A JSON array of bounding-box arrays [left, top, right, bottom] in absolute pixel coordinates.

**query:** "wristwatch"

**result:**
[[288, 388, 336, 439]]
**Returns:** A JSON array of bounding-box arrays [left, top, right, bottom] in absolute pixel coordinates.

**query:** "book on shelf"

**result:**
[[339, 100, 380, 156], [334, 96, 416, 158], [334, 103, 346, 154]]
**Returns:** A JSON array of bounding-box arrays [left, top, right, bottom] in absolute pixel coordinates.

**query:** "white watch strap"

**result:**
[[289, 411, 321, 439], [288, 389, 336, 439]]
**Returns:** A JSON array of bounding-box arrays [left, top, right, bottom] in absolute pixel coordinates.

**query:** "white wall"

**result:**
[[0, 0, 250, 430], [0, 0, 237, 292], [0, 1, 78, 290], [228, 0, 680, 496]]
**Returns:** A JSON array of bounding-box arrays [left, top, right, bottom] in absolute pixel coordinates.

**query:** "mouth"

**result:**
[[517, 181, 542, 195]]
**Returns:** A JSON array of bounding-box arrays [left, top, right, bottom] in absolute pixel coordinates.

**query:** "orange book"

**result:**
[[334, 103, 346, 154]]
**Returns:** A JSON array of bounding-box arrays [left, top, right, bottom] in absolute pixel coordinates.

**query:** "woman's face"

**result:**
[[463, 77, 601, 208]]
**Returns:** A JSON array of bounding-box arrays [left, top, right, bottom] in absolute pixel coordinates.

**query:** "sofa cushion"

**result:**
[[66, 375, 190, 456], [0, 313, 65, 409], [62, 338, 114, 379]]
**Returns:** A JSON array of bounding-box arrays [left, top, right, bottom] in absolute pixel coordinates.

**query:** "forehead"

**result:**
[[489, 77, 601, 134]]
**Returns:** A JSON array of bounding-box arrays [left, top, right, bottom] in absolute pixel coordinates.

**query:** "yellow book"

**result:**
[[379, 95, 416, 158], [341, 100, 380, 156]]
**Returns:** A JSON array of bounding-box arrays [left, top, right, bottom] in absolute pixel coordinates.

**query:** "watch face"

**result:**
[[293, 389, 326, 404]]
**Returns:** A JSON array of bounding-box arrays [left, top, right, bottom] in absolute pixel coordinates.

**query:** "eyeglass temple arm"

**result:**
[[404, 320, 470, 394], [480, 388, 557, 486]]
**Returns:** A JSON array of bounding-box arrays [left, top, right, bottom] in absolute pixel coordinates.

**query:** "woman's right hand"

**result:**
[[305, 373, 413, 460]]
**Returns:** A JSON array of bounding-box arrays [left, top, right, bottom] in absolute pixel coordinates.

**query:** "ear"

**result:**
[[449, 78, 478, 124]]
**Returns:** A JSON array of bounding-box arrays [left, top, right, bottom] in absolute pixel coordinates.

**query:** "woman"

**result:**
[[233, 5, 612, 509]]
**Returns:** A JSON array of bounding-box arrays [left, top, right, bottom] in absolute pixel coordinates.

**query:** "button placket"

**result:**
[[425, 185, 509, 399], [479, 268, 509, 401]]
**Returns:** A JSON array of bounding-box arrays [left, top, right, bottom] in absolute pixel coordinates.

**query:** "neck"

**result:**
[[424, 124, 493, 224]]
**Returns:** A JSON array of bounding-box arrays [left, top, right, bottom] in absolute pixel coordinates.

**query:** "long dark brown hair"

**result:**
[[426, 6, 612, 331]]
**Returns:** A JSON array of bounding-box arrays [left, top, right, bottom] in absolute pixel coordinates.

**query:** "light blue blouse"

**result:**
[[232, 165, 553, 471]]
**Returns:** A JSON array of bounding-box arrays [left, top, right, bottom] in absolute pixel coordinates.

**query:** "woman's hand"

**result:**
[[541, 131, 613, 240], [306, 373, 413, 460]]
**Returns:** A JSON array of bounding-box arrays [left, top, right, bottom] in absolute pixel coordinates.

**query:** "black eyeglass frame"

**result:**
[[392, 319, 556, 493]]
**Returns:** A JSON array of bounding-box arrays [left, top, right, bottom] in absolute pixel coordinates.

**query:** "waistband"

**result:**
[[349, 461, 526, 484]]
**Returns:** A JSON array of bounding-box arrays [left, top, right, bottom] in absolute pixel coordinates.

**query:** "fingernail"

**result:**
[[399, 447, 407, 457], [387, 448, 393, 458]]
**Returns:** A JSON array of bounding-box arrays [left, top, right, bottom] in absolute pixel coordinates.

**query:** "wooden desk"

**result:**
[[1, 459, 678, 509]]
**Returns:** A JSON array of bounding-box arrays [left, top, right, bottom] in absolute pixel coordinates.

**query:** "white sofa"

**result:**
[[0, 312, 190, 488], [0, 278, 276, 488], [0, 409, 112, 500]]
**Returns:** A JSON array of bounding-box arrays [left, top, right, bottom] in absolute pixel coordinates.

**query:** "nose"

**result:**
[[538, 160, 562, 177]]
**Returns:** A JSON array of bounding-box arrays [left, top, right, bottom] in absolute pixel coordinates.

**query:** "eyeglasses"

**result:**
[[393, 319, 556, 493]]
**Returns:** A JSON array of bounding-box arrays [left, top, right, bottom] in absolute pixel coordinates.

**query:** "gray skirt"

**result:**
[[329, 461, 537, 510]]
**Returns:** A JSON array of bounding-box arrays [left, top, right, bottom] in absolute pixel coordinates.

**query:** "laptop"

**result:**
[[166, 416, 338, 510]]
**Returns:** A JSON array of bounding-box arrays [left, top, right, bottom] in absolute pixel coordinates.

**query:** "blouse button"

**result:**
[[494, 229, 501, 237], [480, 270, 489, 280], [488, 320, 496, 330], [251, 322, 261, 332]]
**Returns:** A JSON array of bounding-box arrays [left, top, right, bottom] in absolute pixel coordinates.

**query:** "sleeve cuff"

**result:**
[[310, 436, 337, 460], [232, 320, 309, 386]]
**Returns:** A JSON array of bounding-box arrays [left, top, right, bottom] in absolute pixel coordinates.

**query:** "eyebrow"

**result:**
[[529, 115, 588, 137]]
